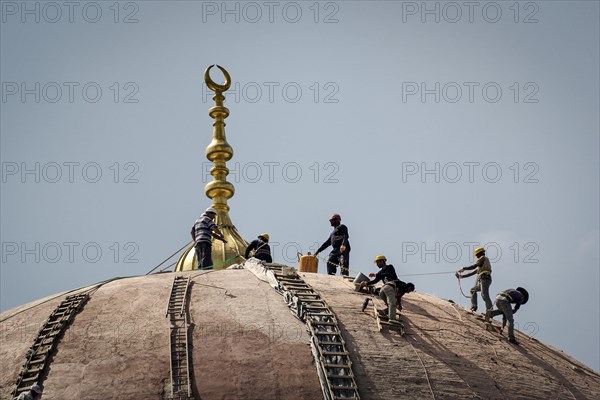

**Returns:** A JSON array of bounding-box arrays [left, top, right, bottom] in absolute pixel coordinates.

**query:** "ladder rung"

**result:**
[[23, 366, 44, 375], [40, 327, 59, 333], [34, 340, 54, 348], [327, 374, 355, 379], [331, 385, 357, 390], [318, 341, 344, 346], [308, 312, 335, 317], [321, 351, 349, 356], [323, 363, 351, 368]]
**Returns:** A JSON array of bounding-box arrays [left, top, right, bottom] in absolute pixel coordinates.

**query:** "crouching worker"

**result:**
[[245, 233, 272, 263], [359, 255, 414, 323], [489, 287, 529, 344], [393, 281, 416, 314]]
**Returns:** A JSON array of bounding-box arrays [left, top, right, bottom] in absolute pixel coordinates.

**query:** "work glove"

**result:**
[[455, 272, 461, 279]]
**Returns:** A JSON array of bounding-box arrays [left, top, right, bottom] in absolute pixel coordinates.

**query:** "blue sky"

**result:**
[[1, 1, 599, 371]]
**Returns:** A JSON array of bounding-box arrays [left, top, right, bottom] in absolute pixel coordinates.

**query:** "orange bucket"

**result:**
[[298, 252, 318, 273]]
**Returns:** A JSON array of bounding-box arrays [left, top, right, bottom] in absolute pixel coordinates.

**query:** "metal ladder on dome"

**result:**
[[264, 263, 360, 400], [165, 276, 194, 400], [12, 292, 90, 399]]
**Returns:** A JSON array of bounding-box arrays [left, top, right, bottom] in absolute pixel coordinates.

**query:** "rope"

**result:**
[[314, 254, 352, 274], [398, 271, 456, 277], [457, 277, 471, 299], [2, 248, 238, 323], [196, 254, 245, 270], [409, 342, 436, 400], [314, 254, 459, 279], [146, 241, 193, 275], [0, 275, 134, 323], [408, 322, 485, 399], [147, 242, 245, 274], [2, 250, 240, 323], [159, 262, 177, 273]]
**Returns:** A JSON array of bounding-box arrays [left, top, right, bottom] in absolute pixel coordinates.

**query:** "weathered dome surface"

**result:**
[[0, 270, 320, 399], [301, 274, 600, 399], [1, 268, 599, 400]]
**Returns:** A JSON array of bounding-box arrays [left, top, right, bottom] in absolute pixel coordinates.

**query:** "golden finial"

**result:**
[[203, 65, 235, 212], [175, 65, 248, 271]]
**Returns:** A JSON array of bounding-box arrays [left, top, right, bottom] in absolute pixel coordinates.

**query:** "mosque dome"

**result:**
[[1, 263, 599, 399]]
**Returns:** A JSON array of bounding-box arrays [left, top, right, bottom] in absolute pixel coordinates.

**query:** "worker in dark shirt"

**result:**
[[359, 255, 409, 323], [245, 233, 272, 263], [489, 287, 529, 344], [191, 207, 227, 269], [314, 213, 350, 276], [362, 255, 399, 285]]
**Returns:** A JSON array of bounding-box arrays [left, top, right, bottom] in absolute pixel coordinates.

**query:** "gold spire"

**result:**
[[176, 65, 248, 271]]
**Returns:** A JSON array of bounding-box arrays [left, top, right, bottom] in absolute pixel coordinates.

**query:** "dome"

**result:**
[[1, 262, 599, 399]]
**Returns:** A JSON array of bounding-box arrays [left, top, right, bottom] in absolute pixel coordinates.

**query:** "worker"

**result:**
[[190, 207, 227, 269], [314, 213, 351, 276], [245, 233, 272, 263], [359, 255, 406, 323], [455, 246, 493, 317], [17, 384, 42, 400], [393, 281, 416, 314], [489, 287, 529, 344]]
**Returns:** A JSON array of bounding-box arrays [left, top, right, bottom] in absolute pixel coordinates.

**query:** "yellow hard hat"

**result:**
[[259, 233, 270, 241], [474, 247, 485, 257], [374, 255, 387, 263]]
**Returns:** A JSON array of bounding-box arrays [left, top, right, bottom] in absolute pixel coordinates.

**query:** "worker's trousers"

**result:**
[[195, 241, 213, 269], [470, 276, 493, 311], [490, 297, 515, 340], [326, 249, 350, 276], [379, 283, 397, 321]]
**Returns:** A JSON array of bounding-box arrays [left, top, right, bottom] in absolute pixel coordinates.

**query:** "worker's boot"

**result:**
[[484, 309, 491, 323], [377, 307, 388, 317], [508, 337, 519, 345]]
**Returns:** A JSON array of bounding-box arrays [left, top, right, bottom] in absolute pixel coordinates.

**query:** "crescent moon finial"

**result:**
[[204, 64, 231, 92]]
